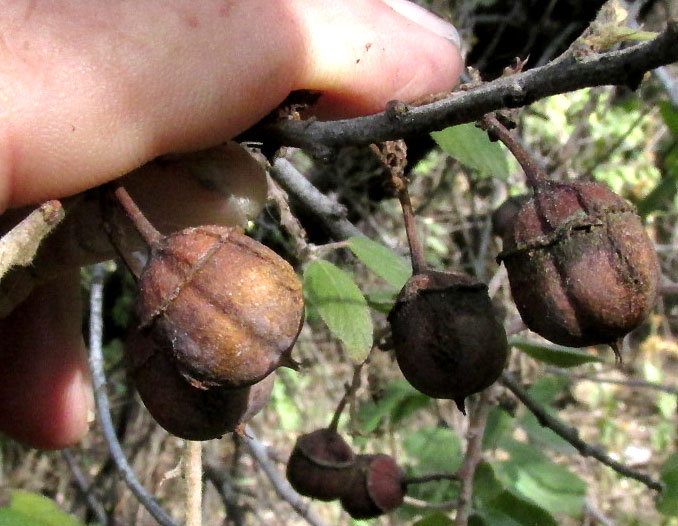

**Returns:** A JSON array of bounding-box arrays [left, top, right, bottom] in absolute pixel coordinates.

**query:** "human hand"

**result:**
[[0, 0, 463, 448]]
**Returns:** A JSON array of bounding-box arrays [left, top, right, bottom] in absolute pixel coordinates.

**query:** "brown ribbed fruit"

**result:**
[[138, 225, 304, 389], [498, 179, 660, 353], [388, 270, 508, 412], [126, 330, 275, 440], [340, 454, 405, 519], [286, 429, 355, 501]]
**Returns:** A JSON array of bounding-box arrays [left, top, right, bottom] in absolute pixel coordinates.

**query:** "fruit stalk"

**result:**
[[396, 179, 427, 274], [111, 184, 163, 247], [328, 363, 363, 432], [370, 141, 427, 273], [478, 114, 546, 188]]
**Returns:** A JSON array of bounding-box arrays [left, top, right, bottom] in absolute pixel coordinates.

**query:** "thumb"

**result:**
[[0, 0, 462, 210], [294, 0, 463, 118]]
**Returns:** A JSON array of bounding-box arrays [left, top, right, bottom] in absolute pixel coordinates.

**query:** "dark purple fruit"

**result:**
[[339, 454, 405, 519], [286, 429, 355, 501], [498, 179, 660, 352], [137, 225, 304, 389], [492, 194, 529, 239], [388, 270, 508, 412], [126, 330, 274, 440]]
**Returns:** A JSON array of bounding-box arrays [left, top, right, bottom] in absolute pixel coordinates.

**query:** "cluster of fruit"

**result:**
[[105, 186, 305, 440], [286, 429, 405, 519], [107, 112, 660, 519], [388, 115, 660, 412]]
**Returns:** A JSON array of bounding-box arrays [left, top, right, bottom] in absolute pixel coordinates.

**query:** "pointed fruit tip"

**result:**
[[454, 398, 467, 415], [610, 339, 623, 364], [280, 354, 301, 371]]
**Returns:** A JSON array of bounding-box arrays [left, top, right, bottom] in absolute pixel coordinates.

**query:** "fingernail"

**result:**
[[381, 0, 460, 47]]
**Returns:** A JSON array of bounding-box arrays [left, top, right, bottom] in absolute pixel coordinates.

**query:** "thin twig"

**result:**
[[328, 363, 363, 432], [501, 371, 664, 492], [269, 157, 362, 240], [185, 441, 202, 526], [204, 464, 248, 526], [370, 141, 427, 273], [242, 23, 678, 151], [455, 389, 493, 526], [62, 449, 110, 526], [0, 200, 64, 280], [87, 263, 178, 526], [242, 426, 327, 526], [397, 183, 427, 274], [547, 368, 678, 396]]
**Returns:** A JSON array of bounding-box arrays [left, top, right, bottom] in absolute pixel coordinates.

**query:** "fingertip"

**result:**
[[0, 272, 93, 449], [295, 0, 464, 118], [380, 0, 460, 47]]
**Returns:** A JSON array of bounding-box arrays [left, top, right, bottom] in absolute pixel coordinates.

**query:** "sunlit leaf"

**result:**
[[431, 123, 510, 179], [304, 260, 373, 363], [0, 490, 82, 526], [348, 236, 412, 289]]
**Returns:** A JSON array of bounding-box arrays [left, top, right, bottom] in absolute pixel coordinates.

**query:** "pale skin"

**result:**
[[0, 0, 463, 449]]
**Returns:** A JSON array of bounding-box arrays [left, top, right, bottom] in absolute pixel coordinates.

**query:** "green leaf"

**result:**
[[510, 337, 604, 367], [356, 380, 429, 433], [0, 490, 82, 526], [403, 428, 463, 475], [657, 454, 678, 516], [636, 148, 678, 217], [412, 512, 455, 526], [348, 236, 412, 289], [472, 494, 558, 526], [492, 439, 586, 516], [304, 260, 373, 363], [403, 428, 461, 506], [483, 408, 514, 450], [526, 375, 570, 406], [660, 101, 678, 137], [472, 463, 558, 526], [431, 123, 510, 179], [364, 289, 398, 314], [519, 412, 577, 454]]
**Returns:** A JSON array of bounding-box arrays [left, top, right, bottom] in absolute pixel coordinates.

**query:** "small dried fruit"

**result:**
[[138, 225, 304, 388], [388, 270, 508, 412], [339, 454, 405, 519], [498, 179, 660, 352], [286, 429, 355, 501], [126, 330, 275, 440]]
